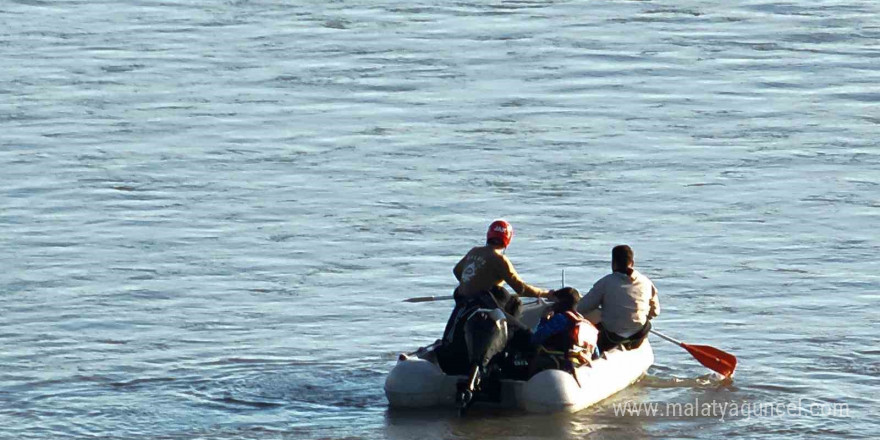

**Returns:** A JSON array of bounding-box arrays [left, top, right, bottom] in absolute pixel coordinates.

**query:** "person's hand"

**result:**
[[545, 289, 557, 302]]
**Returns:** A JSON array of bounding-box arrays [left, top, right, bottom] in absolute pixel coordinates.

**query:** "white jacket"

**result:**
[[576, 269, 660, 338]]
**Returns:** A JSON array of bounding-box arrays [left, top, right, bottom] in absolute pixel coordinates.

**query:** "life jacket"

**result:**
[[539, 311, 599, 367], [565, 311, 599, 353]]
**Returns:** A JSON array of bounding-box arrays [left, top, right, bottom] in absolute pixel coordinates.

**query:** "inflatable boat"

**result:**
[[385, 300, 654, 413]]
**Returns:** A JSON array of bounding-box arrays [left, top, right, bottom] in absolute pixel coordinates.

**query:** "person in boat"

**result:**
[[452, 219, 549, 302], [436, 219, 551, 375], [530, 287, 600, 374], [576, 245, 660, 352]]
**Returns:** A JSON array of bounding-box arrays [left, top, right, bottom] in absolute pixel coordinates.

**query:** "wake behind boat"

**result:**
[[385, 300, 654, 413]]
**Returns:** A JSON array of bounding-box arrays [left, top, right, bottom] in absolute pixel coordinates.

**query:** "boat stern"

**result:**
[[384, 359, 449, 408]]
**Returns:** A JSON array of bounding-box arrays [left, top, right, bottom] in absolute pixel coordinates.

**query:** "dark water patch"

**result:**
[[359, 83, 421, 93], [608, 15, 696, 24], [385, 6, 445, 15], [842, 179, 878, 187], [644, 7, 703, 17], [323, 19, 350, 30], [180, 321, 252, 332], [359, 127, 391, 136], [757, 81, 808, 90], [722, 41, 790, 52], [10, 0, 52, 6], [198, 357, 298, 367], [684, 182, 725, 187], [300, 366, 385, 406], [832, 93, 880, 103], [0, 112, 38, 122], [181, 363, 385, 414], [783, 32, 856, 44], [771, 267, 809, 274], [470, 32, 534, 42], [94, 339, 130, 345], [110, 267, 161, 275], [100, 64, 146, 73], [215, 395, 286, 408], [118, 289, 175, 300], [12, 374, 116, 392], [744, 2, 820, 16]]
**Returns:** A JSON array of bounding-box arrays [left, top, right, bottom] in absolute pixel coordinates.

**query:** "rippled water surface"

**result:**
[[2, 0, 879, 438]]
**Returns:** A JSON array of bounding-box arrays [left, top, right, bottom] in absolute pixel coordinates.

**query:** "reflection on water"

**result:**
[[386, 409, 584, 440]]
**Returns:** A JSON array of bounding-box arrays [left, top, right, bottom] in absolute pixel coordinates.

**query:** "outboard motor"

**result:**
[[458, 308, 508, 415]]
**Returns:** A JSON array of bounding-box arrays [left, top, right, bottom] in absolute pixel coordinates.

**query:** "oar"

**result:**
[[404, 268, 565, 303], [403, 293, 549, 304], [650, 329, 737, 378], [403, 294, 455, 303], [399, 340, 442, 360]]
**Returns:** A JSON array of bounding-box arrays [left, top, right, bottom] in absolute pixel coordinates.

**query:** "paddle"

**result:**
[[650, 329, 737, 378], [399, 340, 442, 360], [403, 294, 455, 303], [404, 269, 565, 303]]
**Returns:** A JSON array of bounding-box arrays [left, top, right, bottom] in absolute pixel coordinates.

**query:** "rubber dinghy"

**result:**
[[385, 300, 654, 413]]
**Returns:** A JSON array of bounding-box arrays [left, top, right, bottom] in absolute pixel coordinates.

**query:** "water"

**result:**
[[1, 0, 878, 438]]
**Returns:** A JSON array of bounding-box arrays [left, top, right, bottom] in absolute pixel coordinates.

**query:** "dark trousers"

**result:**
[[596, 321, 652, 352]]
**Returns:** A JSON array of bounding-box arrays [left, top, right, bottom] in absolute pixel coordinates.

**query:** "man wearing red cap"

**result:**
[[436, 220, 550, 374], [452, 219, 549, 300]]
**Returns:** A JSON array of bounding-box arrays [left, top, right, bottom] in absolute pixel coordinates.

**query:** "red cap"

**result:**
[[487, 220, 513, 248]]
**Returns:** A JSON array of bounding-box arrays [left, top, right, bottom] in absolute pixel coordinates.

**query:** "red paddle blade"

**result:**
[[682, 343, 737, 378]]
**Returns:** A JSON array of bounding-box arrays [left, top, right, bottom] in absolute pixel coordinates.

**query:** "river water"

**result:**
[[1, 0, 878, 438]]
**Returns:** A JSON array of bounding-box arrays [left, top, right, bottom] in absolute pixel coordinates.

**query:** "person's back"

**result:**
[[581, 269, 657, 336], [454, 245, 545, 299], [577, 245, 659, 350]]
